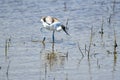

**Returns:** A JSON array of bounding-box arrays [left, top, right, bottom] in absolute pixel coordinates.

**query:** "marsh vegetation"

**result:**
[[0, 0, 120, 80]]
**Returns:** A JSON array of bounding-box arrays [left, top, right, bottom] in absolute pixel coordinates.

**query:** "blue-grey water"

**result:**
[[0, 0, 120, 80]]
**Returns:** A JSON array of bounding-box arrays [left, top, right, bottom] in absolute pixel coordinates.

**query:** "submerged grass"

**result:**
[[113, 27, 117, 71], [5, 37, 11, 59], [63, 2, 67, 11], [77, 42, 84, 57], [6, 61, 11, 80], [108, 0, 116, 25], [5, 39, 8, 58], [113, 28, 117, 61], [112, 0, 116, 13], [88, 26, 93, 59], [108, 14, 112, 25], [99, 17, 104, 38], [4, 37, 12, 80], [113, 28, 117, 53]]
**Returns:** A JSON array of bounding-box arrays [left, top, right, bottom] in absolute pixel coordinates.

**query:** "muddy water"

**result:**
[[0, 0, 120, 80]]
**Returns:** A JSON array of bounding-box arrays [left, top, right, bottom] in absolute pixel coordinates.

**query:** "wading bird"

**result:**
[[41, 16, 69, 43]]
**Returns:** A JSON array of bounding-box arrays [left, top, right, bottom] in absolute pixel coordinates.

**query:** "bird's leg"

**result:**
[[52, 30, 55, 43]]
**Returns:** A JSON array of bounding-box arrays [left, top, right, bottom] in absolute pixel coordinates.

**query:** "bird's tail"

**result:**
[[61, 25, 70, 35]]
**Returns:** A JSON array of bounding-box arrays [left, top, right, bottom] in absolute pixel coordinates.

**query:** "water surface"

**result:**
[[0, 0, 120, 80]]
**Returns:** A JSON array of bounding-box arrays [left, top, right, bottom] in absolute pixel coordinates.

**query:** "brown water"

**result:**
[[0, 0, 120, 80]]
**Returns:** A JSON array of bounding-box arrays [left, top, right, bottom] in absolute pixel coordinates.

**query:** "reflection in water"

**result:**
[[113, 47, 117, 71], [40, 42, 68, 80], [113, 28, 117, 71], [40, 41, 68, 73], [6, 61, 11, 80], [112, 45, 117, 80], [46, 43, 57, 70], [97, 59, 100, 69], [88, 58, 92, 80], [44, 43, 67, 70]]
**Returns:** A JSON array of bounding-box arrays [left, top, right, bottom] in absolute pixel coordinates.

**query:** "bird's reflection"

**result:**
[[42, 42, 68, 71]]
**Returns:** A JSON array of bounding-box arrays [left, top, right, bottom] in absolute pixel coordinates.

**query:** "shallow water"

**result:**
[[0, 0, 120, 80]]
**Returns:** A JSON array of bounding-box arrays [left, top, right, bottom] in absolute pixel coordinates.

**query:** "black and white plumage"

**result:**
[[40, 16, 69, 43]]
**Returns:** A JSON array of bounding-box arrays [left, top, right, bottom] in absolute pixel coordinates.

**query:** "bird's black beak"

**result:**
[[61, 25, 70, 35]]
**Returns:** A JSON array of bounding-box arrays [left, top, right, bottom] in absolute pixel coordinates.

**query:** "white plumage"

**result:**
[[40, 16, 69, 42]]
